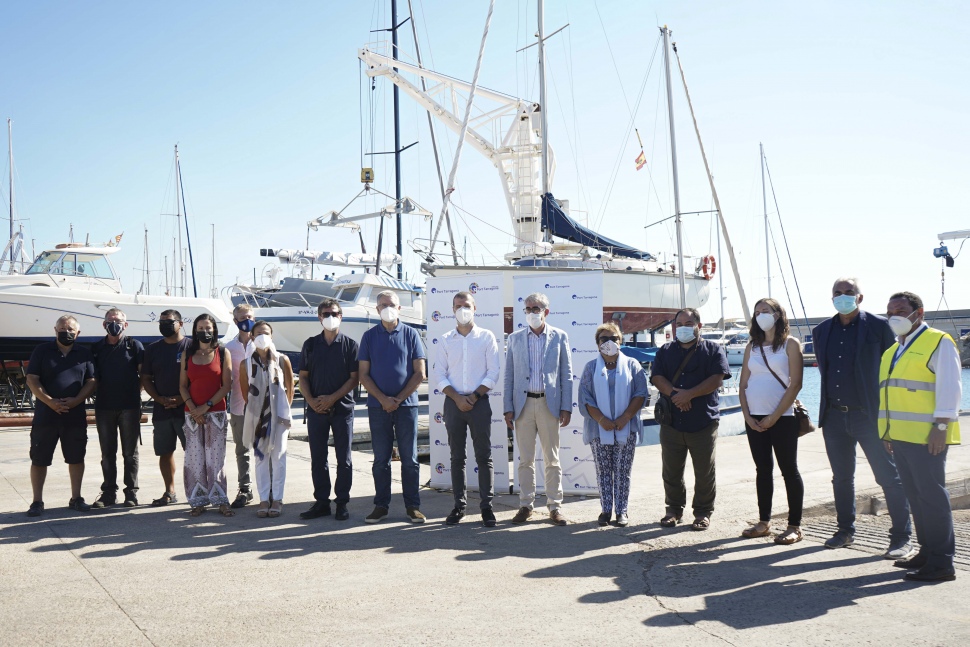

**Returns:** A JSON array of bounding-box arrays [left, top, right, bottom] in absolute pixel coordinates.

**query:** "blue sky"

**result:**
[[2, 1, 968, 323]]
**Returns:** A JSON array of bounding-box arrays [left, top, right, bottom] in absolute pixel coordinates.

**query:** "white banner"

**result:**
[[426, 273, 509, 492], [511, 272, 603, 496]]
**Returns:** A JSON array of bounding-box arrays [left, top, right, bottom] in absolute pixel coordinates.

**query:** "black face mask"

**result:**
[[195, 331, 214, 344], [105, 322, 124, 337], [57, 331, 77, 346], [159, 320, 178, 338]]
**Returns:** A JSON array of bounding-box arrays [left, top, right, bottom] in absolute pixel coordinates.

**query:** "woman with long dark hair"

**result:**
[[738, 298, 805, 544], [178, 313, 233, 517]]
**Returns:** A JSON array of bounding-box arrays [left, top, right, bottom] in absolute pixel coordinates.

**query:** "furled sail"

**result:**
[[540, 193, 654, 260]]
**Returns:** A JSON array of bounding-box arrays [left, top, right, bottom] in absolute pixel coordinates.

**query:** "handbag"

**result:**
[[654, 345, 698, 426], [757, 344, 816, 436]]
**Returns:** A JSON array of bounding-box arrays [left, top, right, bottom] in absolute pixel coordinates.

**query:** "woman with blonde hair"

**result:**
[[738, 298, 805, 544], [577, 322, 648, 526]]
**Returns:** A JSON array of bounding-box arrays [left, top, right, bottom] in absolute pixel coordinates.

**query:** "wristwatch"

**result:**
[[472, 392, 482, 401], [935, 422, 948, 431], [206, 400, 214, 407]]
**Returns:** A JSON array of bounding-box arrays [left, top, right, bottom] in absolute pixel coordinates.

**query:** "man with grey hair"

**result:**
[[91, 308, 145, 508], [813, 277, 913, 558], [25, 315, 97, 516], [504, 292, 573, 525], [359, 289, 427, 523], [226, 303, 256, 508]]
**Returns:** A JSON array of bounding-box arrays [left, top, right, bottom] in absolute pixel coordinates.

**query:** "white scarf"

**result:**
[[593, 351, 631, 445], [241, 342, 292, 457]]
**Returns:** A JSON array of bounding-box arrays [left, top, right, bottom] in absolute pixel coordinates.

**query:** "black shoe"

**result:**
[[91, 493, 116, 509], [905, 568, 956, 582], [598, 512, 611, 526], [151, 491, 178, 507], [27, 501, 44, 517], [894, 554, 928, 570], [123, 495, 138, 508], [69, 497, 92, 512], [482, 508, 496, 527], [299, 501, 332, 520], [446, 508, 465, 525], [335, 504, 349, 521], [230, 490, 253, 509], [615, 513, 629, 527]]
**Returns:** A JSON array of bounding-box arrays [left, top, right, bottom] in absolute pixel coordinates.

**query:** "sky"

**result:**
[[2, 0, 968, 325]]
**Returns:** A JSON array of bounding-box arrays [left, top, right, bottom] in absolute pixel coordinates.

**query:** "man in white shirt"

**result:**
[[225, 304, 256, 508], [431, 291, 501, 527]]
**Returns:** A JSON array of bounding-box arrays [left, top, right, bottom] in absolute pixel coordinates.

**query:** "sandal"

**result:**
[[660, 514, 682, 528], [189, 506, 205, 517], [774, 525, 803, 545], [742, 521, 771, 538], [219, 504, 235, 518], [268, 501, 282, 518], [257, 502, 270, 518], [691, 516, 711, 531]]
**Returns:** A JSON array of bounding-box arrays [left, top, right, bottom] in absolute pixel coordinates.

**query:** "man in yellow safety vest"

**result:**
[[879, 291, 962, 582]]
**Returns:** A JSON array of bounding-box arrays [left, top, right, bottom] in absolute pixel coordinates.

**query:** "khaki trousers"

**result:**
[[515, 397, 563, 510]]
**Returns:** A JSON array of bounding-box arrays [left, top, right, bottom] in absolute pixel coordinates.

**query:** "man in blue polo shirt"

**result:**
[[91, 308, 145, 508], [299, 297, 359, 521], [358, 290, 426, 524], [25, 315, 97, 516], [651, 308, 732, 531]]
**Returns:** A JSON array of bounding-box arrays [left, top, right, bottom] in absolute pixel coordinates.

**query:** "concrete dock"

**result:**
[[2, 415, 969, 646]]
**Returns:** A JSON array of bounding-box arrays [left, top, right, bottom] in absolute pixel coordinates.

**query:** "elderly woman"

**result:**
[[578, 322, 648, 526], [240, 321, 294, 518]]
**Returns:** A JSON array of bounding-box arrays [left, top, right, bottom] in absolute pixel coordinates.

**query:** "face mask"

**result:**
[[253, 334, 272, 350], [320, 315, 340, 332], [599, 340, 619, 356], [888, 312, 917, 337], [105, 322, 124, 337], [755, 313, 776, 331], [159, 320, 178, 338], [833, 295, 858, 316], [455, 307, 474, 325], [235, 319, 255, 333], [675, 325, 696, 343], [57, 331, 77, 346], [195, 330, 214, 344], [380, 306, 399, 324], [526, 312, 544, 329]]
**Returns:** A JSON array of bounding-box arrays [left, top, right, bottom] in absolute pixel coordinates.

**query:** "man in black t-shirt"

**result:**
[[141, 309, 191, 507], [90, 308, 145, 508], [25, 315, 97, 516], [298, 298, 359, 521]]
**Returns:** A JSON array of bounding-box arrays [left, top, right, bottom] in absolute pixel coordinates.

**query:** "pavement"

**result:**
[[2, 414, 969, 646]]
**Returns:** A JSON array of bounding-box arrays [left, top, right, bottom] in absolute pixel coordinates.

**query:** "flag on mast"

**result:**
[[635, 151, 647, 171]]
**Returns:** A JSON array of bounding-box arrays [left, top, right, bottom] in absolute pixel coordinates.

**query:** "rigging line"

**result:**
[[448, 203, 509, 265], [548, 43, 592, 219], [449, 200, 529, 245], [594, 0, 635, 120], [763, 154, 810, 328], [765, 218, 805, 338], [558, 18, 593, 219], [592, 33, 662, 232]]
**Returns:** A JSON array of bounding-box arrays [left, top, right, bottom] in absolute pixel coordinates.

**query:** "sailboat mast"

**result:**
[[174, 145, 184, 296], [662, 27, 686, 308], [177, 155, 199, 298], [392, 0, 404, 280], [762, 142, 769, 297], [210, 223, 216, 298], [538, 0, 551, 243], [7, 119, 12, 246], [143, 225, 150, 295]]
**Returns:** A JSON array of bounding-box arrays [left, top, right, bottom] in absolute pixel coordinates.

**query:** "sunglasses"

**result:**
[[598, 336, 620, 343], [523, 307, 543, 314], [320, 312, 341, 318]]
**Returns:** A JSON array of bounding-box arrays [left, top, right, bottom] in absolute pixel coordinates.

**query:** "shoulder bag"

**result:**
[[654, 345, 698, 426], [758, 343, 815, 436]]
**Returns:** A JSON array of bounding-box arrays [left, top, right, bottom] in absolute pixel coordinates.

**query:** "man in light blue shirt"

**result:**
[[504, 292, 573, 525]]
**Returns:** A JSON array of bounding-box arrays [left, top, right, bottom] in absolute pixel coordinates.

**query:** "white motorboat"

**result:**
[[0, 243, 233, 360]]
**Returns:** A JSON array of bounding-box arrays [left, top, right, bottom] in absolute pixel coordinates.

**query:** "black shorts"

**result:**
[[152, 415, 186, 456], [30, 422, 88, 466]]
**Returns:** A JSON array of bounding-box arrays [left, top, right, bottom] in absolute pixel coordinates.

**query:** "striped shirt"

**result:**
[[527, 326, 548, 393]]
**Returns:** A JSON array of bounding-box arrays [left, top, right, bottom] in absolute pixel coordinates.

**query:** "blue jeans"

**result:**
[[893, 441, 954, 571], [307, 409, 354, 505], [368, 406, 420, 509], [822, 409, 911, 541]]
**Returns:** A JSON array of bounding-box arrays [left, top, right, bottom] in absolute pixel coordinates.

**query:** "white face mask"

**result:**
[[888, 312, 917, 337], [380, 306, 399, 324], [455, 307, 474, 325], [526, 312, 544, 329], [253, 334, 272, 350], [675, 325, 696, 343], [599, 340, 619, 356], [320, 315, 340, 332], [755, 312, 776, 331]]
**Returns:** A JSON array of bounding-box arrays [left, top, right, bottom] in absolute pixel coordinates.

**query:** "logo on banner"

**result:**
[[473, 466, 479, 473], [573, 456, 594, 463], [490, 444, 503, 450], [435, 463, 445, 474], [544, 283, 568, 289], [431, 310, 442, 322], [468, 282, 479, 294], [469, 282, 498, 293], [431, 338, 439, 344], [572, 294, 597, 300], [434, 412, 444, 423], [433, 388, 441, 395], [434, 439, 445, 446], [490, 418, 502, 424], [571, 321, 597, 327], [430, 287, 459, 295], [491, 390, 502, 396], [572, 429, 582, 435]]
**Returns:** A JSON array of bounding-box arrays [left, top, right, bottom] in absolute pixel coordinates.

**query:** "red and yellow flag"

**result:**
[[635, 151, 647, 171]]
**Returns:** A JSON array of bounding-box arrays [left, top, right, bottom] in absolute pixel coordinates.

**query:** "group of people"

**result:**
[[21, 279, 962, 583]]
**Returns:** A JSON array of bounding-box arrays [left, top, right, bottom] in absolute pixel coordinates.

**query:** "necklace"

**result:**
[[604, 360, 617, 368]]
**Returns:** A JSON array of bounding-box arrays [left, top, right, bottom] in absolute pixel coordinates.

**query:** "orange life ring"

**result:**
[[701, 255, 716, 280]]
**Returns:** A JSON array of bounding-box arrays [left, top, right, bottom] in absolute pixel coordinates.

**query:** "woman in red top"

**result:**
[[179, 314, 233, 517]]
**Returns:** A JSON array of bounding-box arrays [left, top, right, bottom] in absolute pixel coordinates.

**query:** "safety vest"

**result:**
[[878, 326, 960, 444]]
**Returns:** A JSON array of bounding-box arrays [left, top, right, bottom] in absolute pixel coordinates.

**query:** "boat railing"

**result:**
[[37, 270, 121, 293]]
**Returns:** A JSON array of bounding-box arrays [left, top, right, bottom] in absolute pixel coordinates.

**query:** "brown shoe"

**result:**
[[512, 507, 533, 523], [550, 509, 567, 526]]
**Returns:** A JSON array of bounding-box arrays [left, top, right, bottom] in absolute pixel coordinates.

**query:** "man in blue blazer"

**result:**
[[504, 292, 573, 525], [813, 277, 913, 558]]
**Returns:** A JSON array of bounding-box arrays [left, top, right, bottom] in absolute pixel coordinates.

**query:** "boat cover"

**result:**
[[541, 193, 655, 261]]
